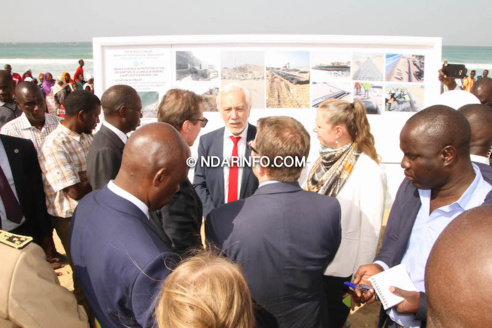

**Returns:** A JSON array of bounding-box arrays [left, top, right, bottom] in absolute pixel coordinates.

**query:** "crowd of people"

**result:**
[[0, 61, 492, 328], [2, 61, 94, 119]]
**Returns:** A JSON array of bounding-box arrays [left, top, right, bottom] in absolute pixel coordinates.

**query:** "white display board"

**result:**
[[93, 35, 442, 202]]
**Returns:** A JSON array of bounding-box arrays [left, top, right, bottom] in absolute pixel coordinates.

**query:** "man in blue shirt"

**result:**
[[353, 105, 492, 328]]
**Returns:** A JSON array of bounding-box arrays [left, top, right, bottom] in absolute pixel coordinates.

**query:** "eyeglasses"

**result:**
[[247, 140, 260, 154], [193, 117, 208, 128]]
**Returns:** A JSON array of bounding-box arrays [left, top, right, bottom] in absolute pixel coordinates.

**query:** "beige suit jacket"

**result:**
[[0, 242, 88, 328]]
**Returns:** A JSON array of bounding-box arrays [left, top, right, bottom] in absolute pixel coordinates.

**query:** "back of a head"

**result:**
[[405, 105, 471, 157], [0, 70, 13, 84], [157, 89, 203, 130], [255, 116, 309, 182], [101, 84, 139, 116], [318, 99, 379, 163], [156, 250, 255, 328], [64, 90, 101, 117], [471, 77, 492, 107], [15, 81, 41, 98], [120, 122, 189, 179], [217, 83, 252, 109], [426, 205, 492, 328], [458, 104, 492, 156]]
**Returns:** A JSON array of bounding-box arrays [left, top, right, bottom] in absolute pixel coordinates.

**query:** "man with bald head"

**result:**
[[458, 104, 492, 164], [0, 70, 22, 128], [471, 77, 492, 107], [353, 105, 492, 328], [87, 84, 142, 190], [426, 205, 492, 328], [1, 81, 60, 153], [69, 123, 189, 328]]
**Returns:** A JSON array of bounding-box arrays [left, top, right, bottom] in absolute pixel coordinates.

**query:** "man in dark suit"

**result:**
[[193, 83, 258, 216], [353, 106, 492, 328], [150, 89, 205, 255], [207, 116, 342, 328], [87, 85, 142, 190], [0, 134, 52, 256], [69, 123, 190, 328]]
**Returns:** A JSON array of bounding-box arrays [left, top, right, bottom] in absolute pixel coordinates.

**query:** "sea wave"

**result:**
[[0, 58, 93, 64]]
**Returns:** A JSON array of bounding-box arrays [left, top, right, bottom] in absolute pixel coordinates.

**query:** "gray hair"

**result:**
[[216, 82, 252, 110]]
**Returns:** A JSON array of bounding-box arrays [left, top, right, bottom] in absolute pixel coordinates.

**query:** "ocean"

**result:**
[[0, 42, 491, 81]]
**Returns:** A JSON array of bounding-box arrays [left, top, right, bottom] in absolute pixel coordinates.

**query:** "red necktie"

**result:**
[[227, 136, 241, 203], [0, 164, 23, 227]]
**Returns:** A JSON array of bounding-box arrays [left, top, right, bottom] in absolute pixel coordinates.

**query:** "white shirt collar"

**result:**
[[103, 121, 128, 144], [107, 180, 149, 219], [470, 154, 490, 165]]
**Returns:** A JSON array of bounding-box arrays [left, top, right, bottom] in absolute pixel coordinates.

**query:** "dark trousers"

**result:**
[[323, 275, 352, 328], [53, 216, 94, 327]]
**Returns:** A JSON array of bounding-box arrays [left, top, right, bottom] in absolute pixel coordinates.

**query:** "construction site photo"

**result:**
[[266, 51, 310, 108], [352, 53, 384, 81], [353, 83, 383, 114], [385, 54, 425, 82], [385, 84, 425, 112], [311, 51, 352, 81], [221, 51, 265, 109], [311, 82, 351, 107]]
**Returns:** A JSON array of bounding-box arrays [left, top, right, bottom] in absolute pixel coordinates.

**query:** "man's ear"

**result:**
[[78, 109, 86, 122], [152, 167, 167, 187], [119, 106, 128, 118], [182, 120, 191, 133], [442, 145, 457, 166]]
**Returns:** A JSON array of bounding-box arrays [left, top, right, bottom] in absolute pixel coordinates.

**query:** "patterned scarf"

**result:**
[[305, 142, 360, 197]]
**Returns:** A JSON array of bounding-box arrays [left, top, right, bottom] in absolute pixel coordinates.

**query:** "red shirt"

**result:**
[[74, 67, 84, 82], [11, 73, 23, 86]]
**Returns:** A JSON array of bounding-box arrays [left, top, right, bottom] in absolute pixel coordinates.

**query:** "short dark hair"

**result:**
[[64, 90, 101, 117]]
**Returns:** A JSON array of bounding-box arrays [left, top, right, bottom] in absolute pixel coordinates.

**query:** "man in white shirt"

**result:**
[[86, 85, 142, 190], [193, 83, 258, 216]]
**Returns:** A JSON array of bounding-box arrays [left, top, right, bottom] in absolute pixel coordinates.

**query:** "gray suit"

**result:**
[[87, 125, 124, 190]]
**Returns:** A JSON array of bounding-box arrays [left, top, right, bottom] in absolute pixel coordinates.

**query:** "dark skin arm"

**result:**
[[64, 171, 92, 200]]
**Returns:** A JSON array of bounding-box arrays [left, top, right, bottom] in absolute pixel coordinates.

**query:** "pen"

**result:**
[[344, 282, 374, 292]]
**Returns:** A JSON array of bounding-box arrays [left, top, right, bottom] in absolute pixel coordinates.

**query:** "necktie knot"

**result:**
[[230, 136, 241, 145]]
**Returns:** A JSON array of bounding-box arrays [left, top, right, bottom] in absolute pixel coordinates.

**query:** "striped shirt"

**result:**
[[39, 124, 93, 218], [0, 113, 61, 154]]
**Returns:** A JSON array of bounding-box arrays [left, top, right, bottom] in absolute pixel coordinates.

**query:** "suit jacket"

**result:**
[[0, 135, 51, 243], [149, 178, 203, 256], [0, 240, 88, 328], [375, 162, 492, 327], [193, 125, 259, 216], [69, 186, 177, 328], [86, 125, 125, 190], [207, 182, 342, 328]]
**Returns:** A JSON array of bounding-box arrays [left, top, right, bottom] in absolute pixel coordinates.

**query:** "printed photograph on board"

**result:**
[[385, 84, 425, 112], [138, 91, 159, 118], [175, 50, 219, 82], [352, 53, 384, 81], [311, 81, 351, 107], [266, 50, 310, 108], [221, 51, 265, 109], [353, 82, 383, 114], [311, 51, 351, 81], [385, 54, 425, 82]]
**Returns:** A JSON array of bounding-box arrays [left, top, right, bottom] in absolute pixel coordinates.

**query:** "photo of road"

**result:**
[[176, 50, 219, 81], [311, 51, 351, 81], [385, 54, 425, 82], [353, 83, 383, 114], [311, 82, 351, 107], [352, 53, 384, 81], [385, 84, 425, 112], [266, 51, 310, 108], [222, 51, 265, 108]]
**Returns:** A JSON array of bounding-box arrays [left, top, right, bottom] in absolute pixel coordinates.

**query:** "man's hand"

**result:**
[[351, 264, 384, 304], [390, 287, 420, 314]]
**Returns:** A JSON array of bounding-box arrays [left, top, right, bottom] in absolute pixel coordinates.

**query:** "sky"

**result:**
[[4, 0, 491, 46]]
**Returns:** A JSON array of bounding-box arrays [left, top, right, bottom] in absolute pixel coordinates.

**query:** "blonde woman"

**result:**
[[305, 99, 386, 327], [155, 250, 255, 328]]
